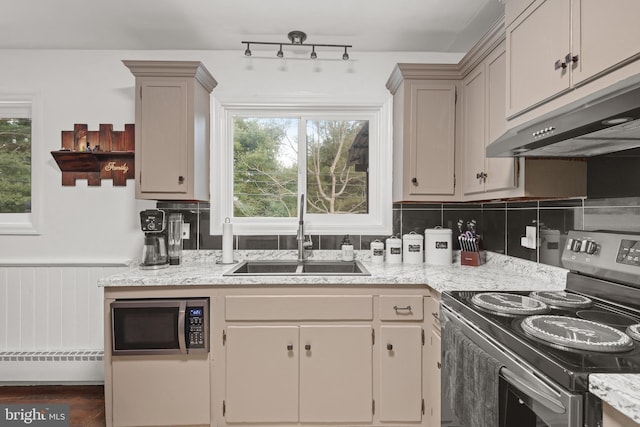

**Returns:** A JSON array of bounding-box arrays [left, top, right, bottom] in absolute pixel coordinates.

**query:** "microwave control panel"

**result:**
[[187, 306, 206, 349]]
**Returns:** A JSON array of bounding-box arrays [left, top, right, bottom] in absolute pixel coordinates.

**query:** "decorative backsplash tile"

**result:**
[[156, 196, 640, 269]]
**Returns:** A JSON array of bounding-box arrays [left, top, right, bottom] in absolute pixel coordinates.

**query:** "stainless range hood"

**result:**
[[486, 76, 640, 158]]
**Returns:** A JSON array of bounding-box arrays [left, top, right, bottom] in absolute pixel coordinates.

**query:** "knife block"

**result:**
[[461, 251, 485, 266]]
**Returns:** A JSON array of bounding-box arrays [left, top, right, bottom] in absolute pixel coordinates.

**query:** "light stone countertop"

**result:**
[[98, 250, 567, 292], [590, 374, 640, 424]]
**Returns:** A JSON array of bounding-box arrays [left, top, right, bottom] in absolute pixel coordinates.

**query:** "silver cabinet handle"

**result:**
[[393, 305, 412, 313]]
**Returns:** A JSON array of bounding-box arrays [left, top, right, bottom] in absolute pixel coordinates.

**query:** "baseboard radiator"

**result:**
[[0, 350, 104, 384], [0, 262, 129, 384]]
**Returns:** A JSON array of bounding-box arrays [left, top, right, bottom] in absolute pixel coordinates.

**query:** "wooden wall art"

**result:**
[[51, 124, 135, 186]]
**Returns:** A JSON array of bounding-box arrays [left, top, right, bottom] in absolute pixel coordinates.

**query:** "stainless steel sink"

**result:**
[[223, 260, 370, 276]]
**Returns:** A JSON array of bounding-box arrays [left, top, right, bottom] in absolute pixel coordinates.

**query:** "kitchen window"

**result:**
[[212, 102, 392, 235], [0, 96, 41, 234]]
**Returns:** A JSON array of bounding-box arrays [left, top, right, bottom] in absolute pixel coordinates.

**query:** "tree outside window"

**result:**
[[233, 117, 368, 218], [0, 117, 31, 213]]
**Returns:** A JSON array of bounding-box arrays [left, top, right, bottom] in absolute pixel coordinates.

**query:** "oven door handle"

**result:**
[[177, 301, 187, 354], [501, 367, 566, 414]]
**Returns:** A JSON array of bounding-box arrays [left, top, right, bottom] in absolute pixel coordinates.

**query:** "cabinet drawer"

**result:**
[[379, 296, 424, 321], [225, 295, 373, 321]]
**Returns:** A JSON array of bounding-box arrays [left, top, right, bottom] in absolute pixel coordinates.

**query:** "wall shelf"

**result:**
[[52, 124, 135, 186]]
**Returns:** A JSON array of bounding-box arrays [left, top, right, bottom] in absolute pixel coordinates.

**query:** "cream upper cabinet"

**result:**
[[506, 0, 571, 117], [386, 65, 459, 202], [571, 0, 640, 85], [461, 66, 487, 195], [123, 60, 216, 201], [506, 0, 640, 119]]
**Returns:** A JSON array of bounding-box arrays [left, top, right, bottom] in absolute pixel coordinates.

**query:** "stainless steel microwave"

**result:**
[[111, 298, 209, 355]]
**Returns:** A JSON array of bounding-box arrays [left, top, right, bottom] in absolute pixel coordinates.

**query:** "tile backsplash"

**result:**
[[157, 196, 640, 268]]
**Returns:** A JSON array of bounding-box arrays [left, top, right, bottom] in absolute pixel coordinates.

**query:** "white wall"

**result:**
[[0, 49, 463, 263]]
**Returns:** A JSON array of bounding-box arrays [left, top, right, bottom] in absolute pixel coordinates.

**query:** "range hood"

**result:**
[[487, 76, 640, 158]]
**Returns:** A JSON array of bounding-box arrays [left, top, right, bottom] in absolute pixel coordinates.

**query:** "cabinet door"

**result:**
[[408, 81, 456, 196], [572, 0, 640, 85], [485, 44, 518, 193], [462, 66, 487, 196], [299, 325, 373, 423], [112, 356, 210, 427], [138, 79, 189, 195], [426, 327, 442, 427], [507, 0, 571, 116], [379, 325, 423, 422], [225, 326, 299, 423]]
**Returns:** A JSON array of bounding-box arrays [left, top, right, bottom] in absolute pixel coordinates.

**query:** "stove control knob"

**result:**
[[580, 240, 589, 252], [571, 239, 583, 252], [566, 238, 574, 251], [585, 240, 598, 255]]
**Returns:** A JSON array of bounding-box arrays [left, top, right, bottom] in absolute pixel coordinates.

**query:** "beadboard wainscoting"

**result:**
[[0, 263, 129, 383]]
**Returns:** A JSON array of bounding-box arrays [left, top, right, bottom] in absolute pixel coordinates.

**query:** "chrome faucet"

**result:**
[[297, 194, 312, 261]]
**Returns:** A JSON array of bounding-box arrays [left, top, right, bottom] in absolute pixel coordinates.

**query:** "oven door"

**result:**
[[111, 299, 188, 355], [500, 368, 579, 427], [441, 303, 583, 427]]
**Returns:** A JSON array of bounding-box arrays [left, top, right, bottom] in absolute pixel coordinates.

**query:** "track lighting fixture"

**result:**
[[241, 31, 351, 60]]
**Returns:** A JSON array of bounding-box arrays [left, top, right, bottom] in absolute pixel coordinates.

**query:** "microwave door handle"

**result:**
[[178, 301, 187, 354], [500, 368, 566, 414]]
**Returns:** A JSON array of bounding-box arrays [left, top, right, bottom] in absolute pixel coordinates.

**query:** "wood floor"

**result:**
[[0, 385, 105, 426]]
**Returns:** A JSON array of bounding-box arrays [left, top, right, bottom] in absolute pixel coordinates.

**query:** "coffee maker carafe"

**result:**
[[140, 209, 169, 269]]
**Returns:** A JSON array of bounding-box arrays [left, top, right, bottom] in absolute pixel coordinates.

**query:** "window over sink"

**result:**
[[211, 101, 392, 235]]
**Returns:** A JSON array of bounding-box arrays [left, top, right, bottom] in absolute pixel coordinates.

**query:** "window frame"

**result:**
[[0, 94, 42, 235], [211, 100, 392, 236]]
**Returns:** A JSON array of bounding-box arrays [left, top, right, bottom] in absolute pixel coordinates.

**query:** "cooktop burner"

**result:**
[[627, 324, 640, 341], [521, 315, 635, 353], [529, 290, 593, 308], [470, 292, 549, 316]]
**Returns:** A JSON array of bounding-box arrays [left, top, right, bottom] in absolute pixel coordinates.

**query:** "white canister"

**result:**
[[425, 227, 453, 265], [385, 236, 402, 264], [403, 231, 424, 264], [370, 239, 385, 264]]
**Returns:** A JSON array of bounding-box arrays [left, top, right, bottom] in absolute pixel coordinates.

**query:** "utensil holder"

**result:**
[[461, 251, 486, 266]]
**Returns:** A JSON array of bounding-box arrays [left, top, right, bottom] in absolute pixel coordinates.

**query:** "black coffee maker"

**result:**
[[139, 209, 169, 269]]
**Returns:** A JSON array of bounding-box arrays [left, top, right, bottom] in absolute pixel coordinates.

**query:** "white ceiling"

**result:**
[[0, 0, 504, 53]]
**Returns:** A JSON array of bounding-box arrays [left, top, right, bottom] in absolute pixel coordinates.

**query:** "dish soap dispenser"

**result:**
[[341, 235, 354, 261]]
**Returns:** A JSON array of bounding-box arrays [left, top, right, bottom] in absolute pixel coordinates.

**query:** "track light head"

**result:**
[[277, 44, 284, 58], [310, 46, 317, 59], [342, 47, 349, 60], [244, 44, 251, 57]]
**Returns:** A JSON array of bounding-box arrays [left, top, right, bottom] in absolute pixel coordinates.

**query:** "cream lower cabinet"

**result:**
[[111, 356, 210, 427], [424, 292, 441, 427], [603, 402, 640, 427], [225, 325, 373, 424], [222, 292, 429, 427]]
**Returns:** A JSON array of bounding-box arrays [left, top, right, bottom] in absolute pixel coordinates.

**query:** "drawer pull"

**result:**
[[432, 311, 439, 320], [387, 344, 393, 351], [393, 305, 412, 314], [305, 344, 311, 351], [287, 344, 293, 351], [437, 362, 441, 369]]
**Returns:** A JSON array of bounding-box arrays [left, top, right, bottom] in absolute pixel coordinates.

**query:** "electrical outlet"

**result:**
[[182, 222, 190, 240]]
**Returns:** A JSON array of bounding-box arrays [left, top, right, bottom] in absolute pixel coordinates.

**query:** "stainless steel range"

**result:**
[[441, 230, 640, 427]]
